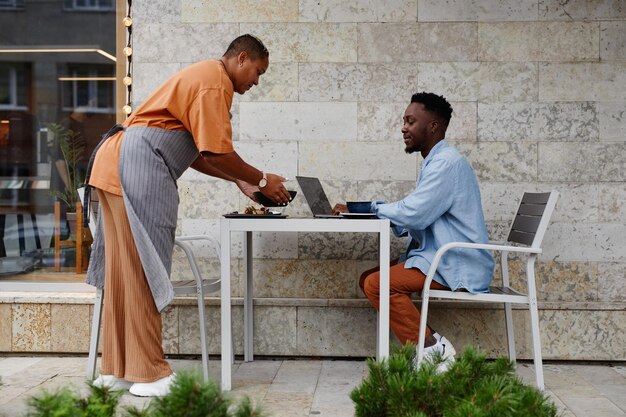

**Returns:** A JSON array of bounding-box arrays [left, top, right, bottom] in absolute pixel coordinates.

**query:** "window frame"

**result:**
[[0, 64, 29, 111], [63, 0, 114, 12]]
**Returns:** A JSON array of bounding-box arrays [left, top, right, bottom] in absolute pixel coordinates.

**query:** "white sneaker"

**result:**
[[418, 335, 457, 373], [129, 373, 175, 397], [92, 374, 133, 391]]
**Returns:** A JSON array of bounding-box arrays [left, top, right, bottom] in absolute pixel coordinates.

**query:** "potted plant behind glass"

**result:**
[[47, 122, 86, 235]]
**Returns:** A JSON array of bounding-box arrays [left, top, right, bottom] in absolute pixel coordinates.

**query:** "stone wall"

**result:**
[[10, 0, 617, 360]]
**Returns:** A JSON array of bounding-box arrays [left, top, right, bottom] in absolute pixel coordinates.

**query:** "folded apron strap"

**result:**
[[82, 124, 125, 227]]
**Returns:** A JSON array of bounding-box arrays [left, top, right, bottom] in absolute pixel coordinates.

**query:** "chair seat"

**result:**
[[428, 286, 529, 304]]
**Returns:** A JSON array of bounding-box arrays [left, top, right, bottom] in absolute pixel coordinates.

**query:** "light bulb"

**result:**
[[123, 46, 132, 56], [123, 76, 132, 86], [123, 16, 133, 27], [123, 104, 132, 114]]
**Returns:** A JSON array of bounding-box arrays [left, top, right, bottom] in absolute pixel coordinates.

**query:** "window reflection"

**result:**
[[0, 0, 115, 279]]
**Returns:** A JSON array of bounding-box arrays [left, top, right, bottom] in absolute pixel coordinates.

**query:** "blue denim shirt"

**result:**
[[371, 140, 494, 293]]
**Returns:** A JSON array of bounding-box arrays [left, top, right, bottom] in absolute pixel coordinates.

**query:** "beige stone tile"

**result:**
[[456, 142, 537, 182], [478, 22, 599, 62], [358, 101, 476, 142], [261, 391, 313, 417], [133, 0, 180, 23], [240, 102, 356, 141], [178, 179, 240, 220], [161, 305, 179, 354], [480, 182, 599, 224], [299, 233, 378, 261], [539, 0, 626, 20], [251, 259, 357, 298], [540, 63, 626, 101], [0, 303, 11, 351], [134, 23, 239, 63], [299, 63, 418, 102], [599, 183, 626, 223], [593, 384, 626, 412], [240, 23, 357, 63], [358, 22, 477, 62], [598, 102, 626, 142], [601, 21, 626, 61], [504, 260, 599, 303], [12, 304, 51, 352], [270, 361, 322, 394], [419, 62, 537, 102], [558, 397, 626, 417], [478, 102, 598, 142], [540, 310, 626, 360], [300, 0, 417, 22], [297, 306, 377, 356], [253, 306, 298, 356], [299, 142, 418, 181], [419, 0, 537, 21], [50, 304, 90, 352], [538, 142, 626, 182], [540, 223, 626, 263], [239, 63, 298, 102], [357, 180, 416, 202], [597, 262, 626, 302], [132, 62, 182, 103], [181, 0, 298, 22]]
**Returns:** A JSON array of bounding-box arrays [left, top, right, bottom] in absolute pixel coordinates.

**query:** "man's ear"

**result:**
[[237, 51, 249, 67]]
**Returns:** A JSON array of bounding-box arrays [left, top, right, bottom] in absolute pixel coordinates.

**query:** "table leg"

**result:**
[[220, 219, 232, 391], [378, 223, 390, 359], [243, 231, 254, 362]]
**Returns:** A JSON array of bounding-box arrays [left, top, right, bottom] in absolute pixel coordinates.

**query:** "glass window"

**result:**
[[64, 0, 114, 11], [0, 0, 25, 10], [0, 0, 115, 281]]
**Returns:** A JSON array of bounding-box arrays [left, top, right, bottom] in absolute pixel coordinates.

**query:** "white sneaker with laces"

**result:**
[[417, 335, 457, 373], [92, 374, 133, 391], [129, 373, 176, 397]]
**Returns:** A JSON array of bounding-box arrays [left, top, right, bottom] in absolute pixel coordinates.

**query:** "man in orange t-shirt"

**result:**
[[87, 35, 290, 396]]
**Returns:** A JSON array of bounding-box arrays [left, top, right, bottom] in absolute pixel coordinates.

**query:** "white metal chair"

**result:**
[[79, 188, 221, 383], [416, 191, 559, 390]]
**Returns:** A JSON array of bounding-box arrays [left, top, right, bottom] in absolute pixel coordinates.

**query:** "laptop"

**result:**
[[296, 176, 341, 218]]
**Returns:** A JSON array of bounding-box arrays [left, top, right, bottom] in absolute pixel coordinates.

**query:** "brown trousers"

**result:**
[[98, 190, 172, 382], [360, 259, 449, 345]]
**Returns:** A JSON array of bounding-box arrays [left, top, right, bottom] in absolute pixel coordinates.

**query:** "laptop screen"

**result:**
[[296, 176, 334, 216]]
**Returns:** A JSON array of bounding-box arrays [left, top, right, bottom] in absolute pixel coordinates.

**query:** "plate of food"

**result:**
[[223, 206, 288, 218]]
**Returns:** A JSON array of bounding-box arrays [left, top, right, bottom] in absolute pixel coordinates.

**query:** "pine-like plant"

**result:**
[[24, 371, 265, 417], [351, 345, 558, 417]]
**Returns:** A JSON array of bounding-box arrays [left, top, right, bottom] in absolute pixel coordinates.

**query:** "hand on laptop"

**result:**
[[332, 203, 348, 215]]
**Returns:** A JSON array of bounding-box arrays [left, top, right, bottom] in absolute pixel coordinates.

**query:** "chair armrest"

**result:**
[[423, 241, 541, 287], [174, 235, 220, 259]]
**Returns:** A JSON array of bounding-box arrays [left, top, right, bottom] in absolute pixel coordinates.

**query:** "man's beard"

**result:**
[[405, 144, 419, 154]]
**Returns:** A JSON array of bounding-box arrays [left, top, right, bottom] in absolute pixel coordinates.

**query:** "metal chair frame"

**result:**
[[416, 191, 559, 390]]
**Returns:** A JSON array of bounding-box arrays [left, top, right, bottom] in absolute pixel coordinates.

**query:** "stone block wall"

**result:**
[[73, 0, 625, 360]]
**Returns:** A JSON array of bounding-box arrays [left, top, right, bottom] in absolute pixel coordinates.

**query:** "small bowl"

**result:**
[[253, 190, 297, 207], [347, 201, 372, 213]]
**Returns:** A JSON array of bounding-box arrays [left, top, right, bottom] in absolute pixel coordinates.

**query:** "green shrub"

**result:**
[[351, 345, 558, 417], [24, 371, 264, 417]]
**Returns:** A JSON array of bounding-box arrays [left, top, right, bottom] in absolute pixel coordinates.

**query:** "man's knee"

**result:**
[[363, 272, 380, 297]]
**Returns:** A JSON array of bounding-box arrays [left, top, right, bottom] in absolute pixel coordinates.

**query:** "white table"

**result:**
[[219, 217, 391, 391]]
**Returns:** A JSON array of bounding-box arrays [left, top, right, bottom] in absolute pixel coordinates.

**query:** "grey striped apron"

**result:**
[[86, 126, 199, 312]]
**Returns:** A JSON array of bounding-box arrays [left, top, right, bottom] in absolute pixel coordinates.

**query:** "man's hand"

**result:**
[[332, 203, 348, 215], [259, 173, 291, 205], [235, 179, 259, 202]]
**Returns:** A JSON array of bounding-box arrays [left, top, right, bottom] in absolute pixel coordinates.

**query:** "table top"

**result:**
[[221, 216, 390, 233]]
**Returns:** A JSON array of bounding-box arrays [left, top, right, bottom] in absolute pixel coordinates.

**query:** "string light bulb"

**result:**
[[123, 104, 132, 114], [123, 76, 132, 86], [123, 16, 132, 27], [123, 46, 132, 56]]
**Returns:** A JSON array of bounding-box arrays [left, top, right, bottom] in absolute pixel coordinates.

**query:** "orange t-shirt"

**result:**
[[89, 60, 234, 195]]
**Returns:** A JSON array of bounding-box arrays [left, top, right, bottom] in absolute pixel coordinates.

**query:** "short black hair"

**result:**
[[411, 92, 453, 125], [223, 34, 269, 60]]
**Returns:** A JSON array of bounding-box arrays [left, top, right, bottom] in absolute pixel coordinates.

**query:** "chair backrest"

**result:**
[[77, 187, 99, 238], [506, 191, 559, 248]]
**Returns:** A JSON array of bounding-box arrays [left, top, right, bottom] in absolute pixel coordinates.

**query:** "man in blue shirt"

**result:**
[[335, 92, 494, 370]]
